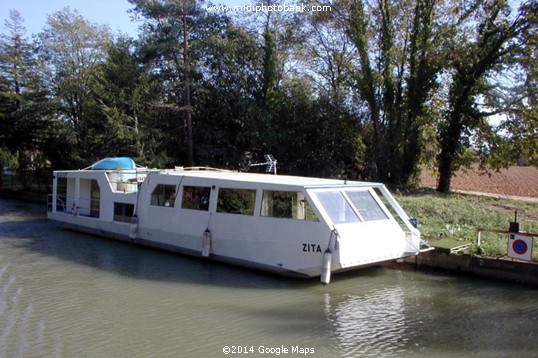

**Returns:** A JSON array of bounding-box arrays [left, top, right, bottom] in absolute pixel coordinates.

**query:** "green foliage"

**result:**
[[194, 20, 263, 164], [91, 37, 161, 165], [341, 0, 444, 186], [494, 2, 538, 167], [0, 10, 54, 179], [37, 7, 111, 166], [0, 147, 17, 170], [261, 30, 277, 107], [270, 78, 366, 177], [0, 0, 535, 187], [437, 0, 537, 192], [130, 0, 205, 166], [397, 190, 538, 257]]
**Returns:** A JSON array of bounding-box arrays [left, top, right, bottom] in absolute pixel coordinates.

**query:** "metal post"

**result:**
[[52, 172, 57, 213]]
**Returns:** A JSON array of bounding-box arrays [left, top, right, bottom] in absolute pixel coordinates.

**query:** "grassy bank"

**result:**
[[396, 189, 538, 259]]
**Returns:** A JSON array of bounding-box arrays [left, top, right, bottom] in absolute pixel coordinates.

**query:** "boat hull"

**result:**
[[54, 218, 323, 278]]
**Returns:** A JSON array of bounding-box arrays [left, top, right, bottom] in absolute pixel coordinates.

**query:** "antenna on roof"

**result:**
[[249, 154, 277, 175]]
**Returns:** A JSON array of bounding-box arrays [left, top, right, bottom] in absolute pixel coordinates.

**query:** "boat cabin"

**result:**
[[48, 158, 422, 282]]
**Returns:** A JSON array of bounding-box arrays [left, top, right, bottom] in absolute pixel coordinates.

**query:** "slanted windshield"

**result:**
[[314, 191, 359, 224], [345, 190, 389, 221]]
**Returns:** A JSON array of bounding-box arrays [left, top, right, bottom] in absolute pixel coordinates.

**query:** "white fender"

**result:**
[[129, 215, 139, 239], [321, 249, 332, 284], [202, 229, 212, 257]]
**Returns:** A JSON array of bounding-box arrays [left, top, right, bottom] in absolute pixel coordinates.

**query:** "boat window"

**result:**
[[57, 176, 67, 205], [314, 191, 359, 224], [345, 190, 389, 221], [52, 176, 68, 212], [151, 184, 177, 207], [182, 186, 211, 211], [90, 179, 100, 217], [114, 202, 134, 222], [261, 190, 318, 221], [217, 188, 256, 215]]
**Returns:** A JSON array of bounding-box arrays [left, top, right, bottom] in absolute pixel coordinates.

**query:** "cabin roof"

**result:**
[[157, 169, 381, 188], [54, 167, 383, 189]]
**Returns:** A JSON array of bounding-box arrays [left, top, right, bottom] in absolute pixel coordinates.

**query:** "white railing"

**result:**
[[48, 194, 100, 217]]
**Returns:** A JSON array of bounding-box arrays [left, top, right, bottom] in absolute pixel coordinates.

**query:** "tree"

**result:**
[[91, 37, 161, 164], [301, 7, 354, 108], [341, 0, 444, 185], [38, 7, 111, 163], [195, 17, 263, 165], [230, 1, 306, 158], [436, 0, 535, 192], [0, 10, 52, 185], [130, 0, 201, 166], [494, 0, 538, 167], [0, 10, 34, 150], [272, 76, 366, 177]]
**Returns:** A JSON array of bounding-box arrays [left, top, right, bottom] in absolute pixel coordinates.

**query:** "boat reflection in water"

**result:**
[[324, 286, 408, 356], [322, 270, 538, 357]]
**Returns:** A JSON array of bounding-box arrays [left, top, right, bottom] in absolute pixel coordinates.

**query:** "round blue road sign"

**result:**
[[512, 239, 528, 255]]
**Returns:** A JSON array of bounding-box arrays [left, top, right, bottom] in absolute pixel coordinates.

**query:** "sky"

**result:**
[[1, 0, 139, 36], [0, 0, 245, 38]]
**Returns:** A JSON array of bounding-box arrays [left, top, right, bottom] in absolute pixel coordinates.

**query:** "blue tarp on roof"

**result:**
[[90, 157, 136, 170]]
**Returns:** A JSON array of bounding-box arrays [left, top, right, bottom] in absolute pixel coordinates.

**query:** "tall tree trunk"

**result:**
[[183, 13, 194, 167], [437, 113, 462, 193]]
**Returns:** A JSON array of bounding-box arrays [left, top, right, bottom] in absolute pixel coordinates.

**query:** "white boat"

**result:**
[[47, 157, 424, 283]]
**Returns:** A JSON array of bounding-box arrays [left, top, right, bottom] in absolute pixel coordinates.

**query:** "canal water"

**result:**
[[1, 198, 537, 358]]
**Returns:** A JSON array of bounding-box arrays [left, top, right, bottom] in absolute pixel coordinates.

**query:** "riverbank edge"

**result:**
[[0, 191, 47, 203], [389, 251, 538, 287]]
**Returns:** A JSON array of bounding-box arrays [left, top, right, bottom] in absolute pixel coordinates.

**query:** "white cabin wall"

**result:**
[[103, 177, 138, 221], [335, 221, 406, 268], [96, 175, 110, 220], [79, 179, 92, 216]]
